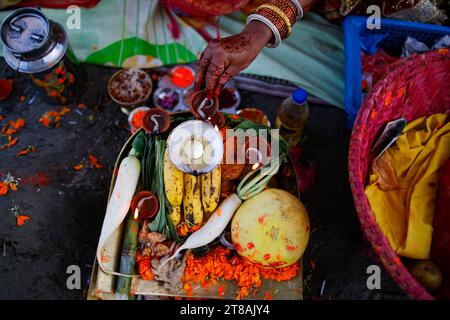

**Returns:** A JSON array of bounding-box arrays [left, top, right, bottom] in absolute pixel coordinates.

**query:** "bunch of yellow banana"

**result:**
[[201, 165, 221, 220], [163, 149, 221, 228], [163, 149, 183, 227]]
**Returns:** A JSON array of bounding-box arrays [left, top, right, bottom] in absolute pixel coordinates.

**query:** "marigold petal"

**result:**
[[0, 182, 8, 195], [17, 215, 30, 226], [73, 163, 85, 171]]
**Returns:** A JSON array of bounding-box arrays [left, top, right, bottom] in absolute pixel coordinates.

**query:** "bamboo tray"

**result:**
[[87, 112, 304, 300]]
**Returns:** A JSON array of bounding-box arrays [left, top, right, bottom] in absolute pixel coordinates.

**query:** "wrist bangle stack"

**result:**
[[269, 0, 299, 24], [247, 0, 304, 48], [247, 14, 282, 48], [288, 0, 304, 19], [257, 7, 290, 39], [259, 4, 293, 35]]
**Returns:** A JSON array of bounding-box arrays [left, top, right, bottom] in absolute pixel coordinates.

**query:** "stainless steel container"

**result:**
[[0, 7, 80, 103]]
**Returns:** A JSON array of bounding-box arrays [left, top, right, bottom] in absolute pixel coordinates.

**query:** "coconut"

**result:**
[[231, 188, 309, 268]]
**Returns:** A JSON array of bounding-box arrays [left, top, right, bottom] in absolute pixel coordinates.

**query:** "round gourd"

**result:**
[[231, 188, 309, 268]]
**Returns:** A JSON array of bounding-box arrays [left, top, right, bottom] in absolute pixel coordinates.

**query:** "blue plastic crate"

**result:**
[[344, 15, 450, 128]]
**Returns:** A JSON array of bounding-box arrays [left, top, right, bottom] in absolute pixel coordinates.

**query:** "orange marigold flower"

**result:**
[[59, 107, 71, 116], [16, 215, 30, 226], [183, 246, 299, 299], [1, 173, 19, 194], [39, 116, 52, 127], [12, 118, 25, 129], [16, 145, 37, 157], [1, 118, 26, 135], [183, 283, 193, 296], [0, 182, 8, 196], [39, 107, 69, 128], [88, 154, 104, 169], [136, 253, 154, 281], [2, 135, 19, 150], [177, 223, 190, 237], [7, 136, 18, 148], [73, 163, 85, 171]]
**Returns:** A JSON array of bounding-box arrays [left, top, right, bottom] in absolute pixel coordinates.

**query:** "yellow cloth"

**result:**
[[366, 114, 450, 259]]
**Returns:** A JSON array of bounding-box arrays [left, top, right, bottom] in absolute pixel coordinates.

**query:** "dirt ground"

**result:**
[[0, 60, 407, 300]]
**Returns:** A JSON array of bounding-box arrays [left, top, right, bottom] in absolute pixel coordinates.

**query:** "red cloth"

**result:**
[[15, 0, 99, 8], [163, 0, 250, 17]]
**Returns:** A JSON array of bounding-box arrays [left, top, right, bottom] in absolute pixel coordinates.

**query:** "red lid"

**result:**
[[131, 191, 159, 221], [171, 66, 195, 89], [142, 107, 171, 133]]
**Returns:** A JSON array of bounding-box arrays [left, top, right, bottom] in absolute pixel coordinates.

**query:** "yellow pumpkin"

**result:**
[[231, 188, 309, 268]]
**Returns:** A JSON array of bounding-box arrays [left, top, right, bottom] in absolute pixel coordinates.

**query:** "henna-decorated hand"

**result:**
[[194, 20, 273, 98]]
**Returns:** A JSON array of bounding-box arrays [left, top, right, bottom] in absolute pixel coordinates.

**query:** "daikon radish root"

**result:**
[[97, 153, 141, 276], [158, 193, 242, 270]]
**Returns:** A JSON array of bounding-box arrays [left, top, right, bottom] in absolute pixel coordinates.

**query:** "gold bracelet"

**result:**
[[257, 4, 293, 35], [258, 8, 290, 39], [269, 0, 298, 24]]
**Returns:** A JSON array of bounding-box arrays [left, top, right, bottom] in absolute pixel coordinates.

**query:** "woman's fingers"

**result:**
[[194, 51, 211, 91], [205, 60, 227, 99], [214, 67, 238, 97]]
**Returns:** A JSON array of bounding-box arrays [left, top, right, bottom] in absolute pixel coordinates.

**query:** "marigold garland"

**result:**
[[182, 246, 299, 299]]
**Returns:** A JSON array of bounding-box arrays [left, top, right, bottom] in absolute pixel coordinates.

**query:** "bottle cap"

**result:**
[[292, 88, 308, 104]]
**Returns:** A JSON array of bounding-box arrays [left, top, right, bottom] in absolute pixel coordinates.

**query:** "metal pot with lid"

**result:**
[[0, 7, 81, 103]]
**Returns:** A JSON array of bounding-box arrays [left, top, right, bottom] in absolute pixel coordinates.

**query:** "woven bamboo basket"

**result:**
[[348, 49, 450, 300]]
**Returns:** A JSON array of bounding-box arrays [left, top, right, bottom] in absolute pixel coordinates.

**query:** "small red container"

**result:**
[[131, 191, 159, 221], [142, 107, 171, 133]]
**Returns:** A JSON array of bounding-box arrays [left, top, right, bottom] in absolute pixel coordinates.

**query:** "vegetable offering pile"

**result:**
[[96, 111, 310, 299]]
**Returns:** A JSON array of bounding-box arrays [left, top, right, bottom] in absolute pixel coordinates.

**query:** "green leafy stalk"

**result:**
[[236, 127, 289, 200], [148, 139, 168, 235], [141, 134, 155, 190], [130, 131, 147, 158]]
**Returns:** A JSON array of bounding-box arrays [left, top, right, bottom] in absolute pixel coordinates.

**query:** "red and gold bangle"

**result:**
[[247, 0, 303, 47], [257, 8, 290, 40], [257, 4, 292, 36], [257, 8, 289, 39], [269, 0, 298, 25]]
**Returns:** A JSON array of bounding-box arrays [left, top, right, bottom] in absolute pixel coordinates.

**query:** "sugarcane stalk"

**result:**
[[115, 210, 139, 298]]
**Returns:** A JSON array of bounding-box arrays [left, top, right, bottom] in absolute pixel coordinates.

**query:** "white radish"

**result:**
[[158, 193, 242, 270], [96, 154, 141, 275]]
